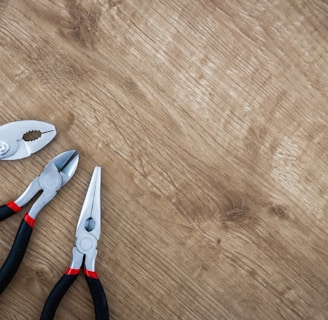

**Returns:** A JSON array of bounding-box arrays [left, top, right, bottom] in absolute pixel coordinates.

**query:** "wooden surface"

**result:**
[[0, 0, 327, 319]]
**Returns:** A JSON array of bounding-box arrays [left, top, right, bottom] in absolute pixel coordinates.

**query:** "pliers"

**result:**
[[0, 150, 79, 294], [40, 166, 109, 320], [0, 120, 56, 160]]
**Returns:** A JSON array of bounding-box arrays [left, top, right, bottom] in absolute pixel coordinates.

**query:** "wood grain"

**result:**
[[0, 0, 327, 319]]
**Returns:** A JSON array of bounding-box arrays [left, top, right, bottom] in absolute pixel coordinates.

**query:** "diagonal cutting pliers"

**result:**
[[40, 166, 109, 320], [0, 150, 79, 294], [0, 120, 56, 160]]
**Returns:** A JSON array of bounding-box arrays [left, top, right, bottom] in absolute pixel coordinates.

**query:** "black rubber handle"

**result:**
[[0, 204, 17, 221], [0, 219, 33, 294], [40, 274, 78, 320], [86, 275, 110, 320]]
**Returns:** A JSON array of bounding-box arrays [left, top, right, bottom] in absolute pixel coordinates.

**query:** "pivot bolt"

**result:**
[[0, 141, 9, 155]]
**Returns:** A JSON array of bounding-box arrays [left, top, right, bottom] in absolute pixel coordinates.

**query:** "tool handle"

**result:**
[[0, 201, 21, 221], [0, 214, 34, 294], [40, 272, 79, 320], [85, 271, 110, 320]]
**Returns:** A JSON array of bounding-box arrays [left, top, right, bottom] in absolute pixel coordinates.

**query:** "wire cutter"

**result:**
[[40, 166, 109, 320], [0, 150, 79, 294], [0, 120, 56, 160]]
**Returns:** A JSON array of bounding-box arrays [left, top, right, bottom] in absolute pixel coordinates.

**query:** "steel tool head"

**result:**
[[44, 149, 80, 186], [0, 120, 56, 160], [68, 167, 101, 272], [16, 150, 80, 219], [76, 166, 102, 241]]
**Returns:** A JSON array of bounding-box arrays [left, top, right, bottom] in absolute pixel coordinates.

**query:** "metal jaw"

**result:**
[[69, 167, 102, 272], [14, 150, 79, 219], [0, 120, 56, 160]]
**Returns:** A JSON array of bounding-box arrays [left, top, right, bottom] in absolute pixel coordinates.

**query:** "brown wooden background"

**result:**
[[0, 0, 327, 319]]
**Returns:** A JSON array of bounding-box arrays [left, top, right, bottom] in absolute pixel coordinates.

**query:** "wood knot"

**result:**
[[269, 204, 288, 218], [221, 192, 252, 226], [35, 268, 47, 280], [225, 206, 249, 221], [62, 0, 102, 47], [224, 193, 248, 218]]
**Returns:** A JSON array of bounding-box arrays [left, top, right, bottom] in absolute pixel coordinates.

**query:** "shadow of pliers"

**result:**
[[0, 120, 56, 160]]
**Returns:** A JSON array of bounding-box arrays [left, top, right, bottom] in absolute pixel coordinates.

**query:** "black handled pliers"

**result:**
[[0, 150, 79, 294], [0, 120, 56, 160], [40, 166, 109, 320]]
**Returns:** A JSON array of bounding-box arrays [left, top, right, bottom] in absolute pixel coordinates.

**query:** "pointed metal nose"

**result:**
[[76, 166, 102, 240], [44, 150, 79, 185], [46, 149, 77, 170], [60, 152, 80, 186]]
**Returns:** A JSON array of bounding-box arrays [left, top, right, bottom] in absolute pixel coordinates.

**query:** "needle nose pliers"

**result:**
[[0, 120, 56, 160], [0, 150, 79, 294], [40, 166, 109, 320]]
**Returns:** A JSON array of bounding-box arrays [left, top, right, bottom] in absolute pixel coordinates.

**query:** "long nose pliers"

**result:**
[[0, 120, 56, 160], [0, 150, 79, 294], [40, 166, 109, 320]]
